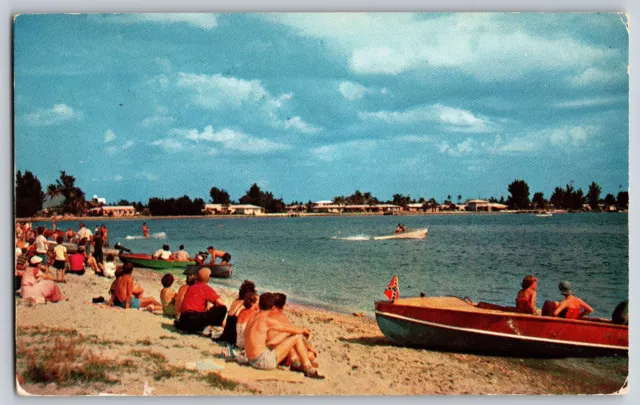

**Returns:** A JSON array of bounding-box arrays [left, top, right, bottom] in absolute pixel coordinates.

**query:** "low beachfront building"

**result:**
[[465, 199, 508, 211], [232, 204, 265, 215], [203, 204, 265, 215], [87, 206, 136, 217], [311, 201, 401, 214]]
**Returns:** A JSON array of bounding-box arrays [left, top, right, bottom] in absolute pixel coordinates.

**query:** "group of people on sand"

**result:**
[[15, 222, 118, 303], [157, 271, 323, 379], [516, 275, 593, 319], [151, 244, 231, 265]]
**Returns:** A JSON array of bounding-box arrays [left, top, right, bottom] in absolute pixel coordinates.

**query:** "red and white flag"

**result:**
[[384, 275, 400, 302]]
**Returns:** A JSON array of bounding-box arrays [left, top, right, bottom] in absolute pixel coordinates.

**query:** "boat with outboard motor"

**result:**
[[373, 228, 428, 240], [375, 296, 627, 357]]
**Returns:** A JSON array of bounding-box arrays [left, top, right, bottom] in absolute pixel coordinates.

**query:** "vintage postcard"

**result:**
[[14, 13, 628, 395]]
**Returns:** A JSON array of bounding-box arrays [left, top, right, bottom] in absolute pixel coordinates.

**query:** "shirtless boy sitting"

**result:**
[[267, 293, 319, 368], [244, 292, 324, 379]]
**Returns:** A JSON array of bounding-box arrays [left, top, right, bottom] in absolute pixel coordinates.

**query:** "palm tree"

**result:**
[[47, 171, 86, 215]]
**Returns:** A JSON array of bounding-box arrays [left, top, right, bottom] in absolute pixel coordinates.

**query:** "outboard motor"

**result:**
[[114, 242, 131, 253]]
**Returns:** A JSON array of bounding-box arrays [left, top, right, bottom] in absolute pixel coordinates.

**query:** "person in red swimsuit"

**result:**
[[544, 281, 593, 319], [515, 275, 538, 315], [142, 223, 149, 238]]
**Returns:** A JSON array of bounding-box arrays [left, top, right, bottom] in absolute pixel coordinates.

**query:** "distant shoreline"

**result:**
[[16, 209, 628, 223]]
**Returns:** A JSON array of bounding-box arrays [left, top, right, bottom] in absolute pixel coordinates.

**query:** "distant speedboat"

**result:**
[[375, 296, 628, 357], [373, 228, 428, 240], [536, 212, 552, 217]]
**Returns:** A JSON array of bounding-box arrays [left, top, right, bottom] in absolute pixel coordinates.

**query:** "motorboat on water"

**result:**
[[536, 212, 553, 217], [373, 228, 428, 240], [375, 296, 627, 357]]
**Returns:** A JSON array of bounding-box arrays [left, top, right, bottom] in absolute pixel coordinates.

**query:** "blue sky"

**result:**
[[14, 13, 628, 203]]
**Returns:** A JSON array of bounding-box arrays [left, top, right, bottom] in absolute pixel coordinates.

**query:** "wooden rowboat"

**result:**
[[119, 253, 195, 270], [375, 296, 627, 357], [184, 264, 233, 279], [373, 228, 428, 241]]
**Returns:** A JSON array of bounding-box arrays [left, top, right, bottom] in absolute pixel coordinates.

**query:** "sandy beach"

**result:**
[[15, 268, 627, 396]]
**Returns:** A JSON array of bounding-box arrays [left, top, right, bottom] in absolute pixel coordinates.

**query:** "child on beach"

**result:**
[[160, 273, 177, 318], [52, 236, 67, 283], [108, 263, 162, 312], [103, 254, 117, 278], [515, 275, 539, 315], [235, 292, 259, 350], [174, 273, 197, 319]]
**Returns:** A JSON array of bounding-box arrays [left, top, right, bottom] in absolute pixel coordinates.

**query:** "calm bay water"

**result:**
[[38, 213, 628, 317]]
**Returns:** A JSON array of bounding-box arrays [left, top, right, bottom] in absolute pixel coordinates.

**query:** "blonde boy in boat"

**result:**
[[244, 292, 323, 379]]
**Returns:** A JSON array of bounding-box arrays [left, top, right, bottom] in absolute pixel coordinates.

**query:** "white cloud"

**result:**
[[177, 73, 268, 109], [554, 96, 621, 109], [104, 129, 116, 143], [338, 81, 369, 100], [266, 13, 621, 81], [148, 74, 170, 90], [137, 172, 159, 181], [113, 175, 123, 181], [106, 146, 118, 155], [359, 104, 493, 133], [142, 116, 176, 127], [491, 125, 599, 154], [282, 116, 322, 133], [438, 138, 476, 156], [107, 13, 218, 30], [311, 139, 377, 162], [170, 125, 291, 154], [570, 67, 623, 87], [122, 140, 135, 149], [177, 73, 321, 133], [24, 104, 82, 126], [151, 138, 184, 152]]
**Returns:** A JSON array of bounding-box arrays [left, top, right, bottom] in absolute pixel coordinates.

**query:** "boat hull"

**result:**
[[184, 264, 233, 279], [375, 298, 627, 357], [374, 228, 428, 240], [119, 253, 195, 270]]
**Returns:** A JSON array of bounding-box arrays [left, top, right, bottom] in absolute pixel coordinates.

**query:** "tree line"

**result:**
[[15, 170, 629, 218]]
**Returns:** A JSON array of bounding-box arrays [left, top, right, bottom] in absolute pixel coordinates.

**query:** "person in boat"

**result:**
[[160, 273, 177, 319], [174, 268, 227, 334], [173, 245, 190, 262], [515, 275, 539, 315], [217, 280, 257, 346], [65, 227, 75, 243], [243, 292, 323, 379], [142, 223, 149, 238], [235, 292, 259, 350], [152, 245, 175, 260], [207, 246, 231, 265], [542, 281, 594, 319], [174, 272, 197, 320], [194, 251, 209, 265], [52, 236, 68, 283], [20, 256, 65, 304], [266, 293, 319, 368]]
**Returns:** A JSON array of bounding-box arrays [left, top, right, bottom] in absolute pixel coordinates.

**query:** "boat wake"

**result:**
[[125, 232, 167, 240], [332, 234, 371, 241]]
